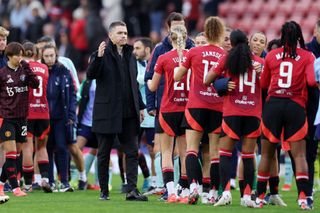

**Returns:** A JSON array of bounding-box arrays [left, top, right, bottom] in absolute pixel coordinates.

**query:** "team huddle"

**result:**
[[0, 11, 319, 211], [146, 15, 318, 210]]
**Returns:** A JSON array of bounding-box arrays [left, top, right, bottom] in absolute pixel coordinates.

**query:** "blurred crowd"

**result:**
[[0, 0, 224, 73]]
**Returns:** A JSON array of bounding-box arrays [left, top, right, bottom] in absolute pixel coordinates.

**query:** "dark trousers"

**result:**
[[96, 118, 139, 194], [47, 119, 70, 185]]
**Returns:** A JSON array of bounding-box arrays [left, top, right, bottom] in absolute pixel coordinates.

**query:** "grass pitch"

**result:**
[[1, 176, 319, 213]]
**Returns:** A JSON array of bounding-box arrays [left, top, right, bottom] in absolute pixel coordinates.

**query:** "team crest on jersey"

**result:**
[[20, 74, 26, 81], [5, 131, 11, 138]]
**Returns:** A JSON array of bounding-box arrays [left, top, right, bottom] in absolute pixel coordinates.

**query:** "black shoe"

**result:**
[[126, 189, 148, 201], [78, 180, 87, 190], [121, 184, 129, 193], [99, 191, 110, 201]]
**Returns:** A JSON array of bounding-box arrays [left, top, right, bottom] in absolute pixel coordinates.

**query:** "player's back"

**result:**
[[183, 44, 225, 111], [28, 61, 50, 119], [261, 47, 316, 107], [155, 49, 189, 113]]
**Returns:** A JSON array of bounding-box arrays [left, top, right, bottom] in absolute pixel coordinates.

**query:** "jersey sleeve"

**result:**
[[154, 55, 164, 75], [260, 54, 271, 89], [212, 55, 226, 76], [305, 53, 317, 87], [182, 49, 193, 69]]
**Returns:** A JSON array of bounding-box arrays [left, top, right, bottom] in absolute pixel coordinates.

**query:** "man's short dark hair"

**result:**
[[37, 35, 56, 46], [108, 21, 126, 32], [166, 12, 184, 28], [135, 37, 153, 51], [5, 42, 24, 56]]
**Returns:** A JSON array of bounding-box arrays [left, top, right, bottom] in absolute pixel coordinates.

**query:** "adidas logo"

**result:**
[[6, 78, 14, 83]]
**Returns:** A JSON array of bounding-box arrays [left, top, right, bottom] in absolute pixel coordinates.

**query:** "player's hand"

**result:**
[[66, 119, 74, 125], [253, 62, 262, 74], [97, 41, 106, 57], [148, 109, 156, 117], [228, 81, 236, 91], [140, 110, 145, 123]]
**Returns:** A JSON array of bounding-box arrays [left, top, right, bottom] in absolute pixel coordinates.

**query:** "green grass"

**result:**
[[1, 175, 319, 213]]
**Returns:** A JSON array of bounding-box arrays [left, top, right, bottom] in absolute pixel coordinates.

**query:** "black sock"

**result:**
[[239, 179, 245, 197], [179, 175, 189, 189], [210, 158, 220, 190], [296, 172, 309, 197], [38, 160, 49, 179], [202, 177, 210, 193], [162, 169, 174, 185], [22, 165, 34, 185], [4, 152, 19, 189], [219, 150, 232, 191], [138, 152, 150, 179], [269, 176, 279, 195], [16, 153, 22, 183], [242, 154, 254, 194], [257, 171, 269, 199], [186, 151, 202, 185]]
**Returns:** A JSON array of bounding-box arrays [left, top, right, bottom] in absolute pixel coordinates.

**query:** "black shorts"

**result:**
[[156, 112, 185, 136], [220, 116, 261, 140], [183, 108, 222, 134], [0, 118, 27, 143], [77, 123, 98, 148], [261, 97, 307, 143], [27, 119, 50, 140]]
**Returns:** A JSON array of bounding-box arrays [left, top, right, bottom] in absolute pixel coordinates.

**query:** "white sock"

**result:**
[[35, 174, 42, 185], [151, 176, 156, 187], [41, 178, 49, 183], [166, 181, 175, 195], [190, 182, 198, 193], [79, 171, 87, 182]]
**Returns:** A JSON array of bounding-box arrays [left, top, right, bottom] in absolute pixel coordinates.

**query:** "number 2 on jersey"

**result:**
[[174, 67, 191, 91]]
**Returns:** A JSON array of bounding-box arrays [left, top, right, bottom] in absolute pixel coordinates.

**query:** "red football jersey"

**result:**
[[213, 55, 264, 118], [182, 44, 225, 111], [28, 61, 50, 119], [260, 47, 316, 108], [154, 49, 189, 113]]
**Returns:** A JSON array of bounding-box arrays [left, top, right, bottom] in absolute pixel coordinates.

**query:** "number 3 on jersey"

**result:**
[[174, 67, 191, 91], [33, 76, 43, 97], [278, 61, 292, 88]]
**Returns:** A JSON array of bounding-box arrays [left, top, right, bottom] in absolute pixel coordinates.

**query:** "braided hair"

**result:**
[[169, 25, 187, 62], [280, 21, 305, 59], [225, 29, 252, 76]]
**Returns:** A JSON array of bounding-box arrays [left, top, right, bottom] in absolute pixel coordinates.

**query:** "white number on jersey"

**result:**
[[33, 76, 43, 97], [278, 62, 293, 88], [202, 60, 218, 83], [174, 67, 191, 91], [239, 70, 256, 94]]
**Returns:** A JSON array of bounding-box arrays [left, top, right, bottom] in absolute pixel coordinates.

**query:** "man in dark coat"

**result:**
[[87, 21, 147, 201]]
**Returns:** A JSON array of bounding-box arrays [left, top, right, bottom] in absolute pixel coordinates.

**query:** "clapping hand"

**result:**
[[98, 41, 106, 57]]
